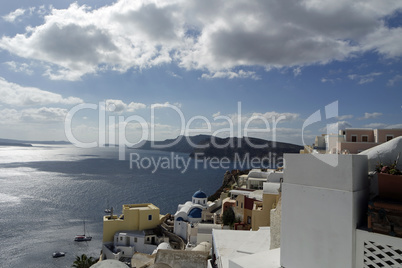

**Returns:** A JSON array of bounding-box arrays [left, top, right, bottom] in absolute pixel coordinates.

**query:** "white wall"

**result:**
[[280, 154, 368, 268], [115, 246, 135, 257], [102, 244, 121, 260], [134, 243, 157, 255], [267, 172, 283, 183], [113, 232, 157, 255], [174, 220, 188, 241], [197, 233, 213, 245]]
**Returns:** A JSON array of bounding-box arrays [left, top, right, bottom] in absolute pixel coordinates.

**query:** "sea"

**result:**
[[0, 144, 226, 268]]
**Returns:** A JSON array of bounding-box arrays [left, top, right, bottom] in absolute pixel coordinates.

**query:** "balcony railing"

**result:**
[[356, 229, 402, 267]]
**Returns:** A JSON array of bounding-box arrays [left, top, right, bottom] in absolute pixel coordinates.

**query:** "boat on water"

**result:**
[[74, 220, 92, 242], [104, 207, 111, 214], [52, 251, 65, 258], [104, 199, 111, 214], [74, 234, 92, 242]]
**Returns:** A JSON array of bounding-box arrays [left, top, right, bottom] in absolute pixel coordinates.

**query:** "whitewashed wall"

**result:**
[[280, 154, 368, 268]]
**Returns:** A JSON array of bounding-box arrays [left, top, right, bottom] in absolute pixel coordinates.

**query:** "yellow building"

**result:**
[[103, 203, 161, 242], [251, 183, 280, 231]]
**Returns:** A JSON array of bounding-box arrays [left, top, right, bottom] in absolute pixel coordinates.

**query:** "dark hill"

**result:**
[[131, 134, 211, 153], [189, 136, 303, 159], [132, 135, 303, 159]]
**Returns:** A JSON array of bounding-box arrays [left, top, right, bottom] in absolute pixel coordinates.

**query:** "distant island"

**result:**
[[0, 141, 32, 147], [0, 138, 70, 147], [131, 134, 303, 159]]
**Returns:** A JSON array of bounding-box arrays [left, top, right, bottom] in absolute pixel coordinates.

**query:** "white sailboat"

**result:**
[[74, 220, 92, 242]]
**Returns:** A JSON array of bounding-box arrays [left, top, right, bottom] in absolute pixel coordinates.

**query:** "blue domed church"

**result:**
[[173, 190, 208, 240]]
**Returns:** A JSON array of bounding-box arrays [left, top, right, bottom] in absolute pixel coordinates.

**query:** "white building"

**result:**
[[174, 190, 208, 241], [102, 230, 159, 260], [246, 169, 269, 189], [211, 139, 402, 267]]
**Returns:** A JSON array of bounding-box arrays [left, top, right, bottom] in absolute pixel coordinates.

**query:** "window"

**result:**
[[134, 237, 137, 243], [241, 203, 243, 209], [148, 215, 152, 221], [351, 135, 357, 142], [362, 135, 368, 142], [120, 237, 123, 241], [236, 201, 238, 206], [386, 135, 393, 141], [247, 216, 251, 224]]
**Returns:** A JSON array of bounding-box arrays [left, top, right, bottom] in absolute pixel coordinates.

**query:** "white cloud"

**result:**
[[152, 102, 182, 109], [0, 1, 402, 80], [362, 26, 402, 58], [4, 61, 33, 75], [201, 70, 260, 80], [106, 99, 127, 113], [363, 123, 388, 128], [348, 72, 382, 84], [212, 111, 221, 117], [293, 67, 302, 77], [106, 99, 146, 113], [250, 111, 300, 122], [167, 71, 182, 79], [387, 124, 402, 129], [387, 74, 402, 86], [127, 102, 147, 112], [337, 114, 353, 120], [359, 112, 383, 120], [321, 77, 341, 83], [0, 107, 68, 124], [0, 77, 83, 106], [21, 107, 68, 122], [0, 109, 20, 124], [3, 8, 25, 22]]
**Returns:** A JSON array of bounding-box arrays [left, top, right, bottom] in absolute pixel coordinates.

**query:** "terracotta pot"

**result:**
[[378, 173, 402, 201]]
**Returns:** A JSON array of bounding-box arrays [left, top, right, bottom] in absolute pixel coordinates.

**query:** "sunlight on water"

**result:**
[[0, 144, 224, 268], [0, 193, 21, 204]]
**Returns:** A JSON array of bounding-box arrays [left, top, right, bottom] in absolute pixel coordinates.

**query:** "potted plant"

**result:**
[[376, 156, 402, 201]]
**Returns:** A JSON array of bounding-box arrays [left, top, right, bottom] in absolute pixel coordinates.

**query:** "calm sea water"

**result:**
[[0, 145, 224, 268]]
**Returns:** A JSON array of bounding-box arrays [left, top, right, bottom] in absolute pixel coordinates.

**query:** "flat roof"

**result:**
[[229, 248, 280, 268], [197, 223, 222, 234], [263, 182, 280, 195], [90, 260, 129, 268], [229, 189, 255, 196], [123, 203, 159, 210], [212, 227, 271, 268], [248, 190, 263, 201]]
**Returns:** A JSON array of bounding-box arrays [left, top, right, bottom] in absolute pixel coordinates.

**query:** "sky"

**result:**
[[0, 0, 401, 147]]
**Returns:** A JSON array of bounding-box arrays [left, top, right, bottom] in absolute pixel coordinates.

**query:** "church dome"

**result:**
[[192, 190, 207, 199], [188, 207, 202, 218]]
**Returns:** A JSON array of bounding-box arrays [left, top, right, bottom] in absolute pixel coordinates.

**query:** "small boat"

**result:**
[[74, 234, 92, 242], [74, 220, 92, 242], [104, 208, 111, 214], [104, 199, 111, 214], [52, 251, 65, 258]]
